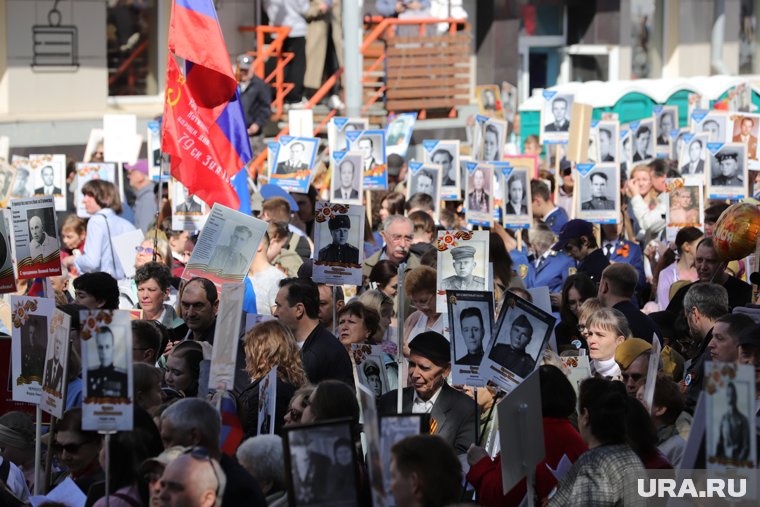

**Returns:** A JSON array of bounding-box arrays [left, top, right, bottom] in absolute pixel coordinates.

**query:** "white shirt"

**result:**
[[412, 384, 443, 414], [249, 267, 286, 315]]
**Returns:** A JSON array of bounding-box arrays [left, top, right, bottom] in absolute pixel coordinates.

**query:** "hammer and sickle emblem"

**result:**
[[166, 74, 185, 107]]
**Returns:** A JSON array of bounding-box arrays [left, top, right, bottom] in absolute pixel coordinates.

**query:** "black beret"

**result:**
[[409, 331, 450, 364], [328, 214, 351, 230]]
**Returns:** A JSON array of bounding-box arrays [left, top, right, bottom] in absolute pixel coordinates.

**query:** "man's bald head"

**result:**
[[158, 453, 225, 507], [29, 216, 44, 243]]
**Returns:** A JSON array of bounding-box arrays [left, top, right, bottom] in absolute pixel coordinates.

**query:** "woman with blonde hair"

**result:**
[[626, 163, 666, 240], [585, 308, 631, 380], [238, 320, 308, 437], [357, 289, 395, 342]]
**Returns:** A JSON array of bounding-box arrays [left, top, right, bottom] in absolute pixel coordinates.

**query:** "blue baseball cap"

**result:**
[[259, 184, 299, 212], [552, 219, 593, 251]]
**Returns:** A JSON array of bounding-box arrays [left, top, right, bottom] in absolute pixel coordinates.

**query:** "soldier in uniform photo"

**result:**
[[88, 326, 127, 398], [387, 118, 408, 147], [362, 360, 383, 397], [544, 97, 569, 132], [318, 214, 359, 264], [333, 158, 359, 201], [275, 141, 308, 175], [208, 225, 253, 273], [44, 333, 65, 394], [21, 315, 46, 380], [733, 116, 758, 160], [488, 314, 535, 378], [440, 246, 485, 291], [34, 165, 62, 195], [467, 168, 490, 213], [712, 152, 744, 187], [29, 215, 57, 260], [12, 168, 31, 197], [456, 307, 485, 365], [582, 171, 615, 210], [714, 382, 750, 462], [680, 139, 705, 175], [175, 190, 202, 213]]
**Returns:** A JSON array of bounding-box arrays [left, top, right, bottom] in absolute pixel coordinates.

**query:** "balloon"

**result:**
[[713, 203, 760, 261]]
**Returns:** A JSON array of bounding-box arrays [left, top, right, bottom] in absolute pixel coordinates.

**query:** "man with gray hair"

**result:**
[[682, 282, 729, 412], [362, 215, 420, 278], [29, 215, 57, 260], [157, 452, 226, 507], [236, 435, 286, 505], [160, 398, 267, 507]]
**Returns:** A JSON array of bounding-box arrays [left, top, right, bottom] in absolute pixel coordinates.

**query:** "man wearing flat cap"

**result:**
[[318, 214, 359, 264], [489, 314, 536, 378], [614, 338, 653, 397], [441, 246, 485, 291], [711, 152, 744, 186], [377, 331, 476, 454], [362, 359, 383, 397]]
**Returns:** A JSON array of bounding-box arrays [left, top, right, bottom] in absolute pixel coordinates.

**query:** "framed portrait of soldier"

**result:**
[[29, 154, 66, 211], [10, 296, 55, 404], [182, 203, 268, 289], [268, 136, 319, 194], [257, 367, 277, 436], [671, 129, 688, 162], [406, 162, 442, 219], [592, 120, 619, 164], [313, 201, 365, 286], [75, 163, 117, 218], [539, 91, 575, 145], [378, 414, 426, 502], [691, 110, 730, 144], [423, 140, 460, 200], [666, 180, 703, 242], [676, 133, 710, 183], [464, 162, 494, 227], [476, 84, 504, 119], [346, 130, 387, 191], [704, 362, 757, 472], [351, 344, 391, 398], [653, 105, 678, 153], [499, 164, 532, 230], [283, 419, 361, 507], [436, 230, 489, 313], [41, 309, 71, 418], [628, 119, 656, 164], [171, 178, 209, 232], [706, 143, 747, 200], [0, 161, 16, 208], [446, 290, 493, 386], [575, 163, 620, 224], [385, 112, 417, 157], [328, 117, 369, 155], [479, 292, 556, 393], [10, 196, 61, 279], [730, 113, 760, 167], [330, 151, 363, 205], [81, 309, 133, 431], [474, 116, 507, 162]]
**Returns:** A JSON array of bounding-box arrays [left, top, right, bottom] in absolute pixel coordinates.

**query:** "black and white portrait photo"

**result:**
[[0, 161, 14, 204], [543, 95, 571, 132], [26, 206, 59, 260], [476, 85, 503, 119], [358, 354, 388, 398], [465, 164, 494, 226], [596, 121, 618, 163], [285, 421, 360, 507], [446, 290, 494, 385], [11, 296, 56, 403], [503, 170, 528, 216], [331, 153, 362, 203], [700, 114, 728, 144], [257, 368, 277, 436], [30, 154, 66, 210], [316, 214, 360, 265], [313, 202, 365, 285], [11, 157, 32, 198], [424, 140, 460, 190], [479, 120, 506, 162], [672, 131, 688, 162], [328, 117, 369, 157], [709, 145, 747, 191], [655, 107, 677, 146], [21, 314, 47, 381], [274, 140, 309, 175], [631, 120, 655, 162], [34, 165, 63, 196], [174, 182, 204, 214], [679, 136, 707, 176], [440, 245, 486, 291], [407, 163, 441, 207], [580, 169, 616, 210], [86, 325, 128, 399], [208, 224, 255, 274], [348, 132, 386, 172], [43, 327, 66, 395], [436, 230, 489, 311]]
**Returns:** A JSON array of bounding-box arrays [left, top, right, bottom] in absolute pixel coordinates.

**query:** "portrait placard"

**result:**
[[592, 120, 620, 164], [750, 169, 760, 200], [268, 136, 319, 194], [0, 160, 15, 208], [499, 163, 532, 229], [83, 128, 105, 163], [730, 113, 760, 169], [501, 82, 518, 122], [147, 120, 162, 179], [112, 229, 144, 281], [476, 85, 504, 119], [704, 362, 757, 472], [351, 343, 393, 398], [464, 162, 494, 227], [378, 415, 426, 506], [473, 116, 507, 162], [446, 290, 493, 386], [347, 129, 387, 190], [406, 162, 441, 219], [480, 293, 556, 393], [288, 109, 314, 137], [629, 118, 656, 164], [256, 367, 277, 436], [728, 82, 753, 112], [677, 133, 710, 183], [0, 136, 8, 163], [539, 91, 574, 145], [75, 163, 117, 218], [653, 105, 678, 155], [330, 151, 363, 205], [40, 310, 71, 418], [356, 383, 385, 507], [665, 179, 704, 242], [691, 110, 730, 144], [182, 203, 268, 288], [0, 208, 16, 293], [313, 202, 365, 286], [10, 156, 33, 200], [171, 178, 209, 232], [80, 309, 133, 431], [328, 117, 369, 155], [559, 355, 591, 397], [619, 129, 632, 178], [208, 283, 245, 392], [385, 112, 417, 157], [706, 142, 747, 200], [575, 163, 620, 224], [671, 129, 689, 163], [244, 313, 275, 333], [29, 154, 66, 211], [103, 114, 140, 164], [10, 196, 61, 279], [283, 419, 360, 507], [422, 140, 460, 200], [11, 296, 55, 404], [436, 230, 489, 313]]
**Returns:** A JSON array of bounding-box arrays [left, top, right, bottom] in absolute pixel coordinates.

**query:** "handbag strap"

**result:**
[[96, 212, 118, 273]]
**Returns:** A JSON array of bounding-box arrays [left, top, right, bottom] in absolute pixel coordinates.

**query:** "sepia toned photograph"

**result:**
[[465, 163, 494, 227]]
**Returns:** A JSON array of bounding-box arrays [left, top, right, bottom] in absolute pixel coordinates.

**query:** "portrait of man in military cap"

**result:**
[[87, 326, 128, 399], [317, 214, 360, 265], [440, 245, 485, 291], [711, 150, 744, 187], [488, 313, 536, 378], [361, 358, 385, 397]]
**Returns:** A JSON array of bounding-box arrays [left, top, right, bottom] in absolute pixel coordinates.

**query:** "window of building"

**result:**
[[107, 1, 161, 97]]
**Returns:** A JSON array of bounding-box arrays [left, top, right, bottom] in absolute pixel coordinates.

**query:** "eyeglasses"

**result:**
[[53, 440, 91, 454], [184, 447, 220, 498], [135, 246, 156, 255]]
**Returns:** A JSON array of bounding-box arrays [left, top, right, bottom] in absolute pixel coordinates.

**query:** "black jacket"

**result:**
[[666, 277, 752, 315], [237, 376, 297, 438], [220, 454, 268, 507], [240, 76, 272, 132], [301, 324, 355, 387], [578, 248, 610, 285], [613, 301, 662, 346]]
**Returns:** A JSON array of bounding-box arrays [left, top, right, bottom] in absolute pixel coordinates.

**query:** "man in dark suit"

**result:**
[[44, 333, 64, 394], [358, 137, 378, 171], [275, 141, 308, 175], [544, 97, 569, 132], [317, 214, 359, 264], [733, 116, 758, 160], [488, 314, 536, 378], [657, 111, 674, 145], [456, 308, 485, 365], [377, 332, 476, 454], [34, 165, 62, 195], [680, 139, 705, 175], [598, 263, 662, 346], [87, 327, 127, 398], [581, 172, 615, 210], [632, 125, 653, 161], [333, 158, 359, 200], [599, 127, 615, 162]]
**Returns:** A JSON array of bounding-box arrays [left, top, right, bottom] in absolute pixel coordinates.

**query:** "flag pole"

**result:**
[[153, 154, 165, 263], [395, 262, 407, 414]]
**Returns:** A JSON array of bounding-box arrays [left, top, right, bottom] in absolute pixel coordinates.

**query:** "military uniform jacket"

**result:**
[[489, 344, 535, 378], [581, 197, 615, 210], [317, 242, 360, 264], [543, 206, 569, 235], [440, 275, 486, 291], [531, 251, 576, 293], [711, 174, 743, 186], [88, 365, 127, 398]]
